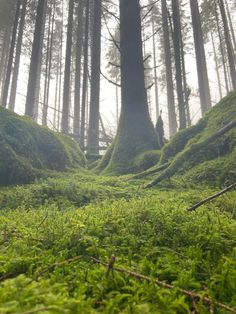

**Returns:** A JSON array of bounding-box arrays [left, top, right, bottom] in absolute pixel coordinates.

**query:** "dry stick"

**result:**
[[91, 257, 236, 314], [129, 162, 170, 180], [145, 119, 236, 188], [33, 255, 82, 281], [187, 183, 236, 211]]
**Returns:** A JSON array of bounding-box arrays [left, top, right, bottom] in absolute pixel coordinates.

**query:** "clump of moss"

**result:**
[[0, 107, 86, 186], [146, 91, 236, 187], [133, 150, 161, 172]]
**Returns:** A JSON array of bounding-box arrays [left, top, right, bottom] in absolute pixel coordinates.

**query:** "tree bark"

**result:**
[[25, 0, 47, 118], [161, 0, 177, 137], [2, 0, 21, 108], [218, 0, 236, 90], [73, 0, 85, 140], [61, 0, 74, 133], [190, 0, 211, 115], [171, 0, 186, 129], [87, 0, 102, 155], [9, 0, 27, 111]]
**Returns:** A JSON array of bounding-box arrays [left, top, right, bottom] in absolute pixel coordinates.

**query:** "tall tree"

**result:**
[[9, 0, 28, 111], [87, 0, 102, 155], [218, 0, 236, 90], [1, 0, 21, 108], [98, 0, 159, 174], [73, 0, 85, 139], [171, 0, 186, 129], [25, 0, 47, 118], [190, 0, 211, 115], [61, 0, 74, 133], [161, 0, 177, 137]]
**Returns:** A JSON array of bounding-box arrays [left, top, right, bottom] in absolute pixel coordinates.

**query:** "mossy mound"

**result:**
[[133, 149, 161, 172], [146, 91, 236, 187], [0, 107, 86, 186]]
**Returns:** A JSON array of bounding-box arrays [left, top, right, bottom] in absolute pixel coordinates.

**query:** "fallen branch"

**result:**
[[91, 257, 236, 313], [187, 183, 236, 211], [128, 162, 170, 180], [145, 119, 236, 188]]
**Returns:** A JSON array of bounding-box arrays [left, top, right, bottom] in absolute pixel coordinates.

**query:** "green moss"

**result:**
[[100, 111, 159, 175], [133, 150, 161, 172], [0, 107, 86, 186], [146, 92, 236, 187]]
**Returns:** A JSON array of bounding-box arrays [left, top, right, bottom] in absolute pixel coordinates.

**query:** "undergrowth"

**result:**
[[0, 170, 236, 313]]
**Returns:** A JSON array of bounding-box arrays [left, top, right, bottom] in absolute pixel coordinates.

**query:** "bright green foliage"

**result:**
[[0, 107, 86, 186], [0, 170, 236, 313], [133, 150, 161, 172], [155, 92, 236, 185]]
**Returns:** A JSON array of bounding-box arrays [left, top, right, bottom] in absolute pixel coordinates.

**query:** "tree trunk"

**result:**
[[2, 0, 21, 108], [80, 0, 90, 150], [25, 0, 47, 118], [211, 32, 223, 99], [74, 0, 85, 140], [218, 0, 236, 90], [215, 2, 229, 94], [98, 0, 159, 174], [0, 27, 11, 92], [171, 0, 186, 129], [87, 0, 102, 155], [190, 0, 211, 115], [161, 0, 177, 137], [151, 12, 159, 121], [61, 0, 74, 133], [9, 0, 27, 111]]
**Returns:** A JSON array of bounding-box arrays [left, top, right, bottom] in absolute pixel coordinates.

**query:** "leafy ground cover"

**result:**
[[0, 170, 236, 313]]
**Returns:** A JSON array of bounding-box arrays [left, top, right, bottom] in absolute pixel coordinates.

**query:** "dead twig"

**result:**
[[187, 183, 236, 211], [91, 257, 236, 313]]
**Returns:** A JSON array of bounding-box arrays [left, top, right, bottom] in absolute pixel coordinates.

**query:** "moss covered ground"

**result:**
[[0, 169, 236, 313], [0, 107, 85, 186], [0, 93, 236, 313]]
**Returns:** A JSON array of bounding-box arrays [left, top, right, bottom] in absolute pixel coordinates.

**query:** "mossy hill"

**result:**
[[0, 107, 86, 186], [128, 91, 236, 187]]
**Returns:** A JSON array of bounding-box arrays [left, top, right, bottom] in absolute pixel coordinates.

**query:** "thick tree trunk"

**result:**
[[61, 0, 74, 133], [171, 0, 186, 129], [190, 0, 211, 115], [87, 0, 102, 155], [161, 0, 177, 137], [73, 0, 85, 140], [218, 0, 236, 90], [25, 0, 46, 118], [2, 0, 21, 108], [98, 0, 158, 174], [9, 0, 27, 111]]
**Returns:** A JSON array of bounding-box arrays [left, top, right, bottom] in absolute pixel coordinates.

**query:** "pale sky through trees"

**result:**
[[13, 0, 236, 138]]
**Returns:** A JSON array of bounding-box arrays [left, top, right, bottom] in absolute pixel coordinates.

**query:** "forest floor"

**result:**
[[0, 169, 236, 314]]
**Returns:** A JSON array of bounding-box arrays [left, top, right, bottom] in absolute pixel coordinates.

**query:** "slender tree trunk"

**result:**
[[151, 12, 159, 121], [25, 0, 47, 118], [9, 0, 28, 111], [225, 0, 236, 56], [211, 32, 223, 98], [87, 0, 102, 155], [42, 6, 52, 125], [80, 0, 90, 150], [74, 0, 85, 139], [161, 0, 177, 137], [2, 0, 21, 108], [171, 0, 186, 129], [215, 2, 229, 94], [218, 0, 236, 90], [0, 29, 11, 103], [61, 0, 74, 133], [190, 0, 211, 115], [0, 27, 11, 92]]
